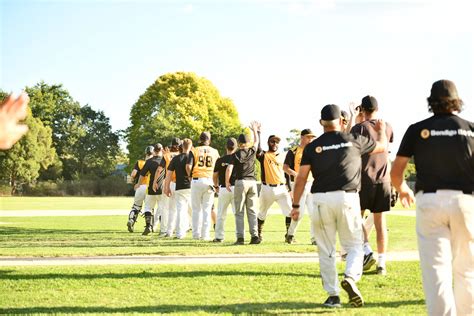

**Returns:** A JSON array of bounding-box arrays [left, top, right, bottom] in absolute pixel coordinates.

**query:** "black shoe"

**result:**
[[285, 234, 296, 244], [249, 236, 261, 244], [142, 225, 152, 236], [127, 219, 135, 233], [341, 277, 364, 307], [212, 238, 223, 243], [234, 238, 244, 245], [311, 239, 317, 246], [363, 252, 376, 271], [323, 296, 341, 308], [376, 266, 387, 276]]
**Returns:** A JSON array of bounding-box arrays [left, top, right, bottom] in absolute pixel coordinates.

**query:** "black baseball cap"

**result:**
[[226, 137, 237, 149], [429, 79, 459, 101], [145, 146, 154, 155], [360, 95, 378, 112], [268, 135, 281, 143], [321, 104, 341, 121], [171, 137, 181, 146], [237, 133, 250, 144], [301, 129, 315, 137], [199, 131, 211, 141], [154, 143, 163, 152]]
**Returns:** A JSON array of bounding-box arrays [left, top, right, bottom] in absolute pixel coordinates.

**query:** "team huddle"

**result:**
[[125, 80, 473, 314]]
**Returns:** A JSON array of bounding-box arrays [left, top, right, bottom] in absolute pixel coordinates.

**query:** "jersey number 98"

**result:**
[[198, 156, 213, 167]]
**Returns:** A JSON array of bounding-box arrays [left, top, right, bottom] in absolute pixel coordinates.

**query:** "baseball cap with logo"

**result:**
[[237, 133, 250, 144], [268, 135, 281, 143], [321, 104, 341, 121], [360, 95, 378, 112], [301, 129, 315, 137], [171, 137, 181, 146], [429, 79, 459, 101], [226, 137, 237, 149]]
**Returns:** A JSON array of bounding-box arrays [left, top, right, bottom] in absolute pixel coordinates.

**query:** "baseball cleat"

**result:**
[[127, 220, 135, 233], [323, 296, 341, 308], [341, 277, 364, 307], [363, 252, 376, 271]]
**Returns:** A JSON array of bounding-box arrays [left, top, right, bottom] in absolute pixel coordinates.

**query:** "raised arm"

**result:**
[[390, 156, 415, 207]]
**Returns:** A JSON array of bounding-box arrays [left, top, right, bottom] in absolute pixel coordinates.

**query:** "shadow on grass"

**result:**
[[0, 269, 317, 281], [0, 300, 425, 315]]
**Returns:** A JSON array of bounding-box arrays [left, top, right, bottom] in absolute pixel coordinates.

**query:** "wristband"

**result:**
[[292, 204, 300, 208]]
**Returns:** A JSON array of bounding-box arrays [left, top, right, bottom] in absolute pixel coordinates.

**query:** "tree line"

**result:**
[[0, 72, 242, 195]]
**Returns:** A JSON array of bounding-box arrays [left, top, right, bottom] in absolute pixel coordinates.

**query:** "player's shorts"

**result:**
[[359, 181, 391, 213]]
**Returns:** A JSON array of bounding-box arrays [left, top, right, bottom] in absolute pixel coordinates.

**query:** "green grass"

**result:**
[[0, 214, 417, 257], [0, 262, 425, 315], [0, 196, 416, 211]]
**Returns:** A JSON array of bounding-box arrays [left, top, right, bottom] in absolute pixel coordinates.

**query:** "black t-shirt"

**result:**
[[351, 120, 394, 184], [140, 156, 166, 195], [397, 113, 474, 193], [301, 131, 376, 193], [214, 154, 236, 186], [132, 161, 141, 185], [230, 148, 257, 180], [168, 153, 191, 191]]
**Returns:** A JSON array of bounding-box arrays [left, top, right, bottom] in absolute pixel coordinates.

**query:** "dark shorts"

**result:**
[[359, 182, 391, 213]]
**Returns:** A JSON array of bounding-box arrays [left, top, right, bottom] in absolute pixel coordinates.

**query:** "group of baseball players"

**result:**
[[125, 79, 473, 314]]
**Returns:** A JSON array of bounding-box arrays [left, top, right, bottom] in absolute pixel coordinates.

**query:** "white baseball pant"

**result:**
[[257, 184, 292, 220], [214, 186, 235, 240], [191, 177, 214, 240]]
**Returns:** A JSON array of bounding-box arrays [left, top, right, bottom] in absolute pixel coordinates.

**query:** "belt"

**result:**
[[345, 189, 358, 193], [423, 189, 473, 195], [193, 178, 199, 180], [263, 183, 285, 187], [220, 184, 227, 188]]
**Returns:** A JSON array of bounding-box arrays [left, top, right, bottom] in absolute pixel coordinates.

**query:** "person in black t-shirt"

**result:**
[[351, 95, 394, 275], [212, 137, 237, 242], [137, 143, 165, 236], [290, 104, 387, 308], [226, 121, 261, 245], [391, 80, 474, 316], [164, 138, 193, 239]]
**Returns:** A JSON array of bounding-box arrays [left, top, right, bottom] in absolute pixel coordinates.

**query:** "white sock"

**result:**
[[363, 242, 373, 255], [378, 254, 386, 268]]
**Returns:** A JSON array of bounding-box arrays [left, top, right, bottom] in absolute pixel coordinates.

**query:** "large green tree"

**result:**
[[25, 82, 120, 179], [0, 92, 56, 193], [128, 72, 242, 163]]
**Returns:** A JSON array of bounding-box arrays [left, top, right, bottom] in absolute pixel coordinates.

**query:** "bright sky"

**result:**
[[1, 0, 473, 155]]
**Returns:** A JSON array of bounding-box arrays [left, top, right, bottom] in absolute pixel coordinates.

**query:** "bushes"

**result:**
[[21, 176, 133, 196]]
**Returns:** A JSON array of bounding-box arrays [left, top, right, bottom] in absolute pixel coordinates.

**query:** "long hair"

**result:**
[[427, 98, 463, 114]]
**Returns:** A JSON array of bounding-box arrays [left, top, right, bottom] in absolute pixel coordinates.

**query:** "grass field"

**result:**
[[0, 196, 417, 211], [0, 262, 425, 315], [0, 213, 417, 257]]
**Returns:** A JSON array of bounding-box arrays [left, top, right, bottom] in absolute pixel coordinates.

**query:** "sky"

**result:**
[[1, 0, 473, 156]]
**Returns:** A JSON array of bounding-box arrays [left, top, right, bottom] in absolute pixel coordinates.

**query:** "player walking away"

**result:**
[[127, 145, 155, 232], [284, 129, 317, 244], [226, 121, 261, 245], [186, 131, 220, 241], [291, 104, 387, 308], [158, 137, 182, 237], [256, 134, 293, 243], [391, 80, 474, 316], [163, 138, 193, 239], [351, 96, 394, 275], [213, 137, 238, 242], [138, 143, 165, 235]]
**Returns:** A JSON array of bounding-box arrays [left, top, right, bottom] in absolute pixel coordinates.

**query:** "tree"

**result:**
[[0, 91, 56, 193], [25, 82, 120, 179], [285, 128, 301, 151], [128, 72, 242, 163]]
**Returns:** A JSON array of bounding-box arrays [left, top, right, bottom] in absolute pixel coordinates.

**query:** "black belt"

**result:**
[[423, 189, 473, 194], [316, 189, 358, 193], [220, 184, 227, 188], [263, 183, 285, 187], [192, 178, 199, 180]]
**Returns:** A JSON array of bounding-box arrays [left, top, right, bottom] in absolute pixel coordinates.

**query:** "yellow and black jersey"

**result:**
[[164, 151, 180, 182], [133, 160, 150, 185], [187, 145, 220, 179], [257, 151, 286, 185], [284, 146, 314, 182]]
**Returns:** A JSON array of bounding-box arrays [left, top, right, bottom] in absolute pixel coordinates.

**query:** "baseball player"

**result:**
[[284, 129, 317, 244], [157, 137, 182, 237], [137, 143, 165, 235], [163, 138, 193, 239], [127, 145, 154, 232], [226, 121, 261, 244], [391, 79, 473, 316], [186, 131, 220, 240], [351, 96, 394, 275], [213, 137, 238, 242], [256, 134, 293, 242], [291, 104, 387, 308]]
